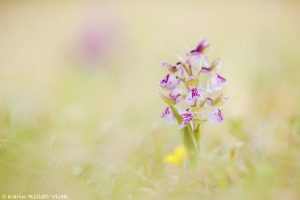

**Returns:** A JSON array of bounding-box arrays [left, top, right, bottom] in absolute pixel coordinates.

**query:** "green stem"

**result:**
[[182, 63, 191, 76], [194, 121, 203, 150], [181, 122, 203, 168], [188, 128, 200, 158]]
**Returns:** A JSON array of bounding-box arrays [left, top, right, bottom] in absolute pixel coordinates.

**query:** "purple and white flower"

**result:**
[[185, 39, 210, 73], [186, 54, 209, 75], [161, 62, 184, 77], [185, 88, 205, 106], [200, 58, 221, 75], [178, 111, 193, 129], [159, 39, 227, 129], [159, 39, 228, 165], [207, 108, 223, 123], [161, 107, 176, 125], [190, 39, 210, 55], [169, 89, 183, 103], [160, 74, 181, 90], [210, 74, 226, 91]]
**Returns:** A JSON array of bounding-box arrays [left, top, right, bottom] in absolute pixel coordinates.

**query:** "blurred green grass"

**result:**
[[0, 1, 300, 200]]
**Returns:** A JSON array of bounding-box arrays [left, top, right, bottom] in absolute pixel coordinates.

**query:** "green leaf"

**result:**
[[181, 125, 195, 153], [211, 94, 223, 106], [160, 93, 175, 105], [160, 94, 181, 124], [181, 125, 200, 168]]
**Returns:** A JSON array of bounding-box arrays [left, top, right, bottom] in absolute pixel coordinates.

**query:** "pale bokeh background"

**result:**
[[0, 1, 300, 199]]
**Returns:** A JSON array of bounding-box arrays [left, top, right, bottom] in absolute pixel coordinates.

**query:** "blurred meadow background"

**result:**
[[1, 0, 300, 199]]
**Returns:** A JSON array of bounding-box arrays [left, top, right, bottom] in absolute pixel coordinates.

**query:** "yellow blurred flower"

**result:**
[[163, 146, 186, 165]]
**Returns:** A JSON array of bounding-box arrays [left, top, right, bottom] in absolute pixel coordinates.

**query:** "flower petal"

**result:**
[[178, 111, 193, 129], [161, 107, 176, 125], [185, 92, 195, 106], [161, 62, 185, 76], [210, 74, 226, 91], [169, 89, 183, 104], [186, 54, 209, 75], [207, 108, 223, 123], [176, 62, 185, 77], [195, 39, 210, 54], [160, 74, 181, 90], [184, 88, 205, 106], [200, 67, 213, 75]]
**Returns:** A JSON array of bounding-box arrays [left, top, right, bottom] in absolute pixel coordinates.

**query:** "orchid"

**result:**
[[161, 107, 176, 125], [178, 110, 194, 129], [159, 39, 228, 167], [159, 74, 181, 90]]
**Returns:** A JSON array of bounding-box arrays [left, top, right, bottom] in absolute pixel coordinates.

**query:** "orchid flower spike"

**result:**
[[159, 39, 228, 167], [160, 39, 227, 127]]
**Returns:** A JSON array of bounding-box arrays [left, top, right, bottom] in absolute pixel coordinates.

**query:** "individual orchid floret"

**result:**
[[161, 62, 184, 77], [169, 89, 183, 104], [190, 39, 210, 55], [178, 111, 193, 129], [185, 87, 205, 106], [186, 54, 209, 75], [210, 74, 226, 91], [161, 107, 176, 125], [200, 58, 221, 75], [160, 74, 181, 90], [185, 39, 210, 75], [207, 108, 224, 123]]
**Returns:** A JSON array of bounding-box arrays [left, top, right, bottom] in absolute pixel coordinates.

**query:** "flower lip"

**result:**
[[208, 108, 223, 123], [160, 74, 169, 84], [160, 74, 180, 90], [216, 109, 223, 121], [185, 87, 205, 106], [161, 107, 171, 117], [191, 88, 200, 98], [161, 107, 176, 124], [178, 111, 193, 129], [210, 74, 226, 91]]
